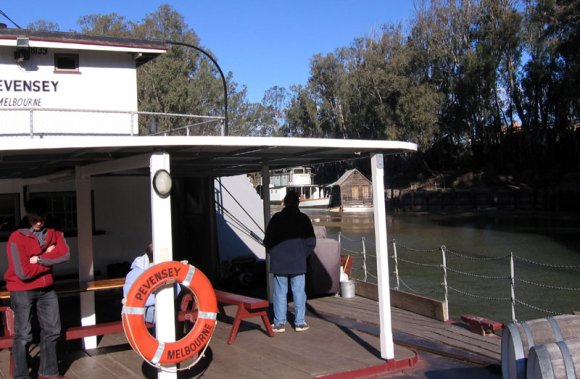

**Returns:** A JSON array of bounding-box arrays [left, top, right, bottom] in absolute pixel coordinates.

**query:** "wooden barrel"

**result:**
[[501, 315, 580, 379], [527, 337, 580, 379]]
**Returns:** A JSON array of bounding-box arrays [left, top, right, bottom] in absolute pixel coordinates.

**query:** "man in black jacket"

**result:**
[[264, 191, 316, 332]]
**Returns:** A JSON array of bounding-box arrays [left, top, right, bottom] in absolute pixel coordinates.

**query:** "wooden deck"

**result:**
[[0, 293, 502, 379], [308, 295, 501, 366]]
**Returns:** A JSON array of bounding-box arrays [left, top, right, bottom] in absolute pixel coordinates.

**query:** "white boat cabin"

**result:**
[[252, 166, 331, 208], [0, 28, 167, 138]]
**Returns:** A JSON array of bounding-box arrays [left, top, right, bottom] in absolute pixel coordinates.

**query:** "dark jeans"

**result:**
[[11, 288, 61, 379]]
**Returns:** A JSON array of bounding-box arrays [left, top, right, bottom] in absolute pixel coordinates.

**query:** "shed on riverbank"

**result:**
[[330, 168, 374, 212]]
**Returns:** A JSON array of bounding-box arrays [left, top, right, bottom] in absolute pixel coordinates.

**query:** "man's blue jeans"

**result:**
[[273, 274, 306, 326], [11, 288, 61, 379]]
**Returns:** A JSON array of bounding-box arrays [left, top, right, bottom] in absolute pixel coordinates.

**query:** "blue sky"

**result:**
[[1, 1, 416, 103]]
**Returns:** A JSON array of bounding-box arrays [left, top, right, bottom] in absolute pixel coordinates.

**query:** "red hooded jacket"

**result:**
[[4, 226, 70, 291]]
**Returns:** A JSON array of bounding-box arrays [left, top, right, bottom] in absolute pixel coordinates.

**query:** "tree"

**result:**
[[75, 5, 263, 136], [285, 85, 320, 137], [26, 20, 60, 32]]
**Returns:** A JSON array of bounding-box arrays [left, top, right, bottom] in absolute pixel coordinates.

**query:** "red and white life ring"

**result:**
[[122, 261, 217, 365]]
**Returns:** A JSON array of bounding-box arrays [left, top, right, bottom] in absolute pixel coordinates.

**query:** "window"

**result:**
[[54, 53, 79, 72], [0, 194, 20, 241], [0, 192, 100, 241], [362, 186, 370, 200], [31, 191, 96, 236], [351, 186, 359, 200]]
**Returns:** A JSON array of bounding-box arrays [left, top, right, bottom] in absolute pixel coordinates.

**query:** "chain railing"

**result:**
[[329, 232, 580, 323]]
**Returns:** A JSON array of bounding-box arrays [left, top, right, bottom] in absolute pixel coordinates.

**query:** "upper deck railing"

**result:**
[[0, 107, 226, 138]]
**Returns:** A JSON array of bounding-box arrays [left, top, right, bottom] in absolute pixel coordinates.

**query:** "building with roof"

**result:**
[[329, 168, 374, 212]]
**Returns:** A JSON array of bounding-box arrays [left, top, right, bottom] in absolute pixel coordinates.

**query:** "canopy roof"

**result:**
[[0, 136, 417, 179]]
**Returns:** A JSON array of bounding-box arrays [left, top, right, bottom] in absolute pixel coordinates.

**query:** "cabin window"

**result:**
[[362, 186, 369, 199], [0, 193, 20, 241], [54, 53, 79, 72]]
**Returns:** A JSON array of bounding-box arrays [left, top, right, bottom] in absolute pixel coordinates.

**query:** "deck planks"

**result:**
[[308, 295, 501, 364], [0, 293, 501, 378]]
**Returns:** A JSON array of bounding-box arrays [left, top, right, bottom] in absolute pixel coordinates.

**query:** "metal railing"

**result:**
[[0, 107, 225, 137]]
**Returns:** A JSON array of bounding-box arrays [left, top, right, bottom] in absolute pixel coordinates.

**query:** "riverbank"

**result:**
[[387, 168, 580, 213], [387, 186, 580, 213]]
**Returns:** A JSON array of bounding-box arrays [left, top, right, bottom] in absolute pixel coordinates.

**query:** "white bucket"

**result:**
[[340, 280, 355, 298]]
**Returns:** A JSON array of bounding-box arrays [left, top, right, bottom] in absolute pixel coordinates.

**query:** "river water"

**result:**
[[304, 209, 580, 324]]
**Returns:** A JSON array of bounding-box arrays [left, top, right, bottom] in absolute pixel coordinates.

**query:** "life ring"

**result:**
[[122, 261, 217, 365]]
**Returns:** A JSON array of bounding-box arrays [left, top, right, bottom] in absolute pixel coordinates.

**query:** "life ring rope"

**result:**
[[121, 260, 218, 371]]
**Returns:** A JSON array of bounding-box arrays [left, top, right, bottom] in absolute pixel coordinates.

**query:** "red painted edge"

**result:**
[[313, 354, 418, 379]]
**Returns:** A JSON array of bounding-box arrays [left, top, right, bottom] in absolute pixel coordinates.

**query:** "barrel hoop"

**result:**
[[536, 344, 555, 379], [547, 316, 564, 342], [522, 321, 535, 349], [556, 340, 576, 379]]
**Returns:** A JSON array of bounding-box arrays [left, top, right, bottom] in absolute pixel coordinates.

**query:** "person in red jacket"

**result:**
[[4, 197, 70, 379]]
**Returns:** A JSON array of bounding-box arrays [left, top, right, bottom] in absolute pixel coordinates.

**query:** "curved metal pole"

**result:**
[[166, 40, 228, 136]]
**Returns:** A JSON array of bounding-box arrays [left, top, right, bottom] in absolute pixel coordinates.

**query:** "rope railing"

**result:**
[[336, 232, 580, 323]]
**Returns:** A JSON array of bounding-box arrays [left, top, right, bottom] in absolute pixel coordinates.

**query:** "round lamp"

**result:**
[[153, 169, 172, 198]]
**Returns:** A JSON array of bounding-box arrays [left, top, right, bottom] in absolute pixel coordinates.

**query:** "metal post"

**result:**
[[510, 252, 516, 323], [441, 245, 449, 319], [338, 231, 341, 244], [361, 237, 368, 282], [130, 111, 135, 136], [166, 41, 228, 136], [29, 109, 34, 138], [392, 240, 400, 290]]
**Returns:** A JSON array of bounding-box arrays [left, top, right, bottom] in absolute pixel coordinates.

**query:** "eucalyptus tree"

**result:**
[[409, 0, 525, 151], [78, 13, 132, 37], [76, 5, 261, 136], [133, 6, 223, 135], [26, 20, 61, 32], [521, 0, 579, 132], [285, 85, 320, 137], [285, 24, 441, 149], [259, 86, 290, 136]]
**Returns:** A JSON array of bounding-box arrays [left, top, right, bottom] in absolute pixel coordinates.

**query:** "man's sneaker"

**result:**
[[295, 323, 310, 332], [271, 323, 286, 333]]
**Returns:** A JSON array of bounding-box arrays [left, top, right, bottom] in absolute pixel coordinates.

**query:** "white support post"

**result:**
[[75, 166, 97, 349], [261, 164, 272, 302], [150, 153, 177, 379], [371, 153, 394, 360]]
